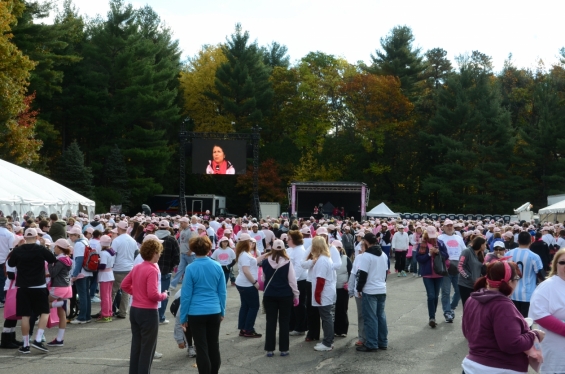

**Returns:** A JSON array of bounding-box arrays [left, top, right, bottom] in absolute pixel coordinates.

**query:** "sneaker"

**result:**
[[18, 346, 30, 354], [334, 333, 347, 337], [41, 333, 46, 342], [95, 317, 113, 323], [31, 340, 49, 353], [91, 312, 101, 319], [70, 319, 87, 325], [239, 330, 245, 337], [266, 351, 274, 357], [47, 339, 64, 347], [115, 314, 126, 319], [397, 272, 401, 277], [314, 343, 333, 351], [355, 340, 364, 346], [429, 318, 437, 328], [280, 351, 290, 357], [413, 273, 417, 277], [0, 302, 4, 308], [289, 330, 305, 336], [444, 312, 453, 323], [91, 296, 101, 303], [243, 331, 262, 338], [356, 345, 378, 352], [187, 346, 196, 358], [305, 337, 319, 342], [159, 319, 169, 325], [401, 271, 407, 277], [154, 351, 163, 359]]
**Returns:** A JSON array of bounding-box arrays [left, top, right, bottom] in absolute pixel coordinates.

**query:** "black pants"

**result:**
[[334, 288, 349, 335], [263, 296, 292, 352], [129, 307, 159, 374], [189, 313, 222, 374], [512, 300, 530, 318], [459, 285, 473, 309], [290, 280, 308, 332], [305, 281, 320, 340], [395, 251, 407, 272]]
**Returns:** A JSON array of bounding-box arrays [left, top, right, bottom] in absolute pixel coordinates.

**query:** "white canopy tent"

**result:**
[[0, 158, 95, 221], [366, 202, 400, 218], [538, 200, 565, 223]]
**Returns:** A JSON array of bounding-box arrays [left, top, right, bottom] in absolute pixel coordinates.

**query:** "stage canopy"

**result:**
[[0, 158, 95, 221], [367, 202, 400, 218]]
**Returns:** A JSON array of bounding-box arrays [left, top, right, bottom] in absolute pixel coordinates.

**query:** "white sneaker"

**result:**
[[159, 319, 169, 325], [91, 296, 101, 303], [70, 319, 88, 324], [154, 351, 163, 359], [314, 343, 333, 351], [289, 330, 305, 336], [188, 346, 196, 357]]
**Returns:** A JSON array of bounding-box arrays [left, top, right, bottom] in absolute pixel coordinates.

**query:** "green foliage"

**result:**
[[53, 140, 94, 198], [209, 23, 273, 131]]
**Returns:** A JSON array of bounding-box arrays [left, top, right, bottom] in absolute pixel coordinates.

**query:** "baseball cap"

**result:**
[[239, 233, 251, 241], [143, 234, 163, 243], [316, 227, 328, 236], [493, 241, 505, 249], [100, 235, 112, 247], [179, 217, 189, 223], [67, 227, 81, 235], [300, 226, 310, 235], [54, 238, 70, 249], [272, 239, 285, 250], [159, 220, 169, 228], [332, 240, 343, 248], [117, 221, 128, 230], [443, 219, 454, 226], [25, 228, 38, 237], [425, 226, 438, 239]]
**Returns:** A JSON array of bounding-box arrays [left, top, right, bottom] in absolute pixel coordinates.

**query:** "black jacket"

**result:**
[[530, 241, 551, 271], [157, 234, 181, 274], [8, 244, 57, 287]]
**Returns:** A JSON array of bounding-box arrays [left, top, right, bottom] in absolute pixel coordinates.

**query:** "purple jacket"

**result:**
[[415, 240, 449, 277], [462, 288, 535, 372]]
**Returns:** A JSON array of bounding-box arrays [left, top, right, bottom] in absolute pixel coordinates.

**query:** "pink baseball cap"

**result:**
[[67, 227, 82, 235], [100, 235, 112, 247], [426, 226, 438, 239], [117, 221, 128, 230], [443, 219, 454, 226], [238, 233, 251, 241], [316, 227, 328, 235], [54, 238, 70, 249], [143, 234, 163, 243]]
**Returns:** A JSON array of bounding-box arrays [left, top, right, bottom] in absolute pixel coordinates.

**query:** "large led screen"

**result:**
[[192, 139, 246, 175]]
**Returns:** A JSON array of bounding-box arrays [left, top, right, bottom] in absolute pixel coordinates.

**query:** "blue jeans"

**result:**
[[75, 276, 92, 321], [90, 271, 99, 298], [381, 245, 391, 269], [410, 255, 420, 275], [170, 253, 194, 288], [362, 293, 388, 349], [236, 285, 259, 332], [0, 263, 6, 303], [441, 274, 460, 314], [158, 273, 171, 322], [422, 277, 442, 320]]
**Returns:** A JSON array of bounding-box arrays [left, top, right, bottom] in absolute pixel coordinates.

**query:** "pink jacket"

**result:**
[[121, 261, 167, 309]]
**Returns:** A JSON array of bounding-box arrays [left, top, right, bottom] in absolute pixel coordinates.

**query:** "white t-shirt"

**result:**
[[250, 230, 266, 253], [528, 275, 565, 374], [310, 255, 336, 307], [438, 233, 466, 261], [542, 233, 556, 247], [73, 239, 93, 277], [556, 237, 565, 249], [211, 247, 236, 266], [235, 251, 258, 287], [286, 245, 307, 281], [349, 253, 363, 297], [98, 250, 115, 282], [357, 251, 388, 295], [89, 238, 101, 253], [303, 238, 312, 250], [209, 220, 221, 233], [112, 233, 138, 272], [0, 227, 15, 264], [461, 357, 524, 374]]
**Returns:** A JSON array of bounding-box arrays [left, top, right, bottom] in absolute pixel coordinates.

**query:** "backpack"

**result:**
[[81, 240, 100, 272]]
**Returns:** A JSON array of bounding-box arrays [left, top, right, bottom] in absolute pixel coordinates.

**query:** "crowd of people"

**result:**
[[0, 210, 564, 374]]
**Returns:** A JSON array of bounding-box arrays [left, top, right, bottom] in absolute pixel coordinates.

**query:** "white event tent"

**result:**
[[0, 158, 95, 221], [366, 202, 400, 218], [538, 200, 565, 223]]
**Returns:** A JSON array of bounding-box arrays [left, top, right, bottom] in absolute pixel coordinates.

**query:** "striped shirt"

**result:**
[[506, 248, 542, 302]]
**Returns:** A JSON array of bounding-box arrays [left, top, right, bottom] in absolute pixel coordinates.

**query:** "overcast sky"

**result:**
[[48, 0, 563, 72]]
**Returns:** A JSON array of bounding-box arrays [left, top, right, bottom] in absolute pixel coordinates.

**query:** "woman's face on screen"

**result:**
[[212, 146, 225, 163]]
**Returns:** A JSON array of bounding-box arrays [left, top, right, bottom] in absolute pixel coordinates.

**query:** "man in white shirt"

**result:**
[[209, 217, 221, 233], [249, 223, 266, 253], [355, 232, 388, 352], [391, 225, 410, 277], [0, 217, 15, 305], [541, 227, 556, 248], [112, 221, 138, 318], [438, 219, 466, 323]]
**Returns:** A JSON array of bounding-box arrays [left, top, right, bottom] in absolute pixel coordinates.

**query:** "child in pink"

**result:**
[[96, 235, 115, 322]]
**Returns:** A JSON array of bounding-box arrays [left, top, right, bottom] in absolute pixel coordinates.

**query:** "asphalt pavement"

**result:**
[[0, 271, 534, 374]]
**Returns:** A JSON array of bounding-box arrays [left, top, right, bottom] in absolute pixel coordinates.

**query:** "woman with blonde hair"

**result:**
[[308, 236, 336, 351], [234, 234, 261, 338], [528, 247, 565, 373]]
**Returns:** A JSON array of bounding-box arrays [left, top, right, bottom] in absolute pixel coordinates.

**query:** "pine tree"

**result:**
[[261, 42, 290, 69], [366, 25, 425, 100], [209, 23, 273, 131], [420, 51, 527, 212], [53, 140, 94, 198]]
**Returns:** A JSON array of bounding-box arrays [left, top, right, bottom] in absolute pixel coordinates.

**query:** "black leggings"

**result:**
[[395, 251, 407, 272], [458, 285, 473, 309]]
